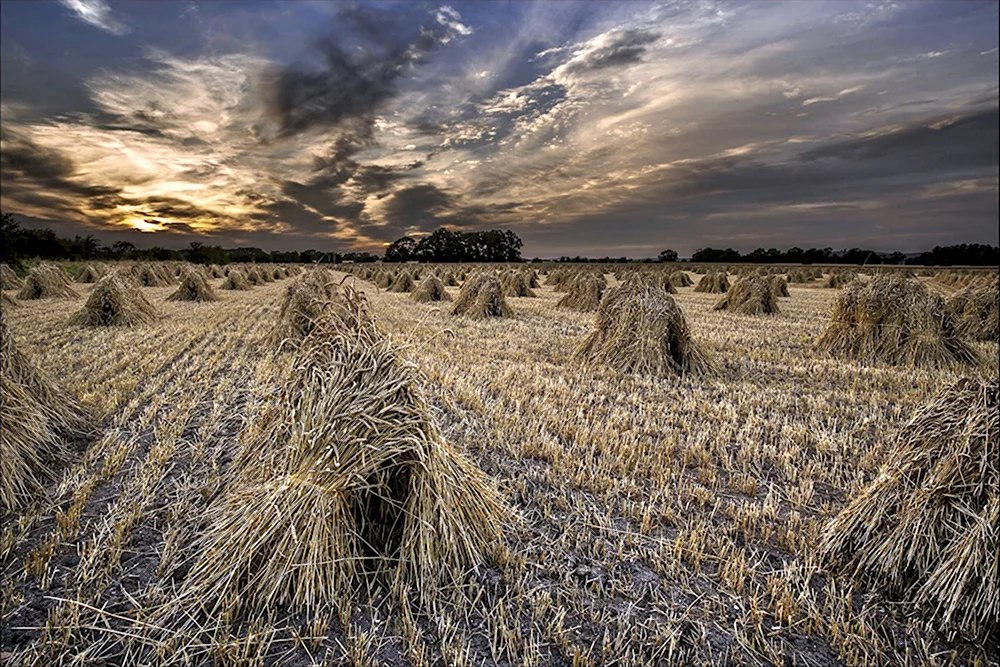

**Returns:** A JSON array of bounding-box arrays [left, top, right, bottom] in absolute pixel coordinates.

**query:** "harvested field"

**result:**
[[1, 264, 997, 667], [823, 271, 855, 289], [245, 266, 267, 286], [770, 275, 790, 298], [1, 312, 91, 512], [668, 271, 693, 288]]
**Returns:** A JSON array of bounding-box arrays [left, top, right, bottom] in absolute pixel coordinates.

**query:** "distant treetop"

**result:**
[[383, 227, 523, 262]]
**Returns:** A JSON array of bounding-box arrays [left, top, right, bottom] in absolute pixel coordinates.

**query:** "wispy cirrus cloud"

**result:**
[[58, 0, 128, 35]]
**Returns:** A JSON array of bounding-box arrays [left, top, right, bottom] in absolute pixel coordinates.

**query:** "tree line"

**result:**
[[681, 244, 999, 266], [0, 214, 379, 266], [3, 213, 996, 266]]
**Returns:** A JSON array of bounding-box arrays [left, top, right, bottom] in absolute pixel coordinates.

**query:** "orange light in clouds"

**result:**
[[129, 218, 167, 233]]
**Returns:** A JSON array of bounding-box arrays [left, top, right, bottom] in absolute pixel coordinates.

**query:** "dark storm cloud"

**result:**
[[259, 5, 495, 237], [279, 180, 365, 220], [379, 184, 454, 230], [266, 5, 465, 139], [273, 129, 416, 234], [0, 127, 123, 203], [254, 198, 341, 236], [557, 29, 660, 76], [88, 121, 171, 139], [799, 107, 999, 167], [657, 106, 1000, 206], [493, 95, 999, 257], [513, 171, 998, 257], [352, 164, 411, 193], [0, 39, 110, 122], [307, 132, 370, 186], [408, 111, 449, 136], [10, 210, 360, 253], [1, 128, 74, 181], [352, 184, 523, 241]]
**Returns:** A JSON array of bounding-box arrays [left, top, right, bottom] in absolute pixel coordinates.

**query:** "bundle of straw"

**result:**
[[821, 378, 998, 637], [69, 271, 159, 326], [576, 282, 710, 377], [1, 313, 91, 511], [815, 275, 978, 369]]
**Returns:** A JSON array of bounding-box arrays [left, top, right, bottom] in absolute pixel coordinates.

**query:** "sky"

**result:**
[[1, 0, 997, 257]]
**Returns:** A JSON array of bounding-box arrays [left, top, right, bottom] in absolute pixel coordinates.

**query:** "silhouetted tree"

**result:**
[[691, 247, 742, 263], [384, 236, 418, 262], [389, 227, 523, 262], [906, 244, 1000, 266], [109, 241, 137, 260]]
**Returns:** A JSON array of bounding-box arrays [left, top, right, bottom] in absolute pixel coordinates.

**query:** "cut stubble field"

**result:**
[[1, 270, 997, 667]]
